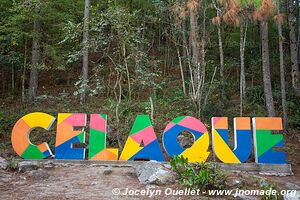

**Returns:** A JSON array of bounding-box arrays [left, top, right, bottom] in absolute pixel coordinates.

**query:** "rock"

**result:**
[[28, 169, 50, 179], [59, 163, 73, 167], [91, 182, 98, 186], [285, 182, 300, 190], [236, 195, 259, 200], [259, 179, 270, 187], [148, 169, 176, 185], [162, 164, 172, 170], [284, 191, 300, 200], [124, 171, 137, 178], [0, 173, 13, 183], [43, 161, 55, 169], [136, 161, 175, 185], [103, 168, 113, 175], [230, 178, 243, 187], [254, 176, 270, 188], [19, 161, 39, 172], [0, 157, 7, 170], [136, 161, 160, 177]]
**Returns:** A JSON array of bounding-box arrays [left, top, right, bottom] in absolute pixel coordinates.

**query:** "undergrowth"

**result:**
[[170, 155, 227, 191]]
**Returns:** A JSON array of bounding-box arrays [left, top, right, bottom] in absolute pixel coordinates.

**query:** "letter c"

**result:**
[[11, 112, 55, 159]]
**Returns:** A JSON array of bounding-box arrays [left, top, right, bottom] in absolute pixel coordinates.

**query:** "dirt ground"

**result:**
[[0, 164, 216, 200], [0, 135, 299, 200], [0, 161, 299, 200], [0, 137, 299, 200]]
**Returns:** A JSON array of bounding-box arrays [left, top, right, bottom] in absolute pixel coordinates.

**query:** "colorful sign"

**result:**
[[11, 112, 286, 164]]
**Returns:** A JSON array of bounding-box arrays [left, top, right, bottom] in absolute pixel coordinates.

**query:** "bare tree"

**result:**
[[260, 21, 276, 116], [257, 0, 276, 116], [176, 46, 187, 95], [80, 0, 90, 104], [222, 0, 248, 116], [239, 14, 248, 116], [212, 0, 225, 104], [188, 0, 201, 69], [22, 39, 27, 103], [172, 3, 187, 96], [28, 18, 41, 103], [275, 1, 288, 129], [182, 15, 189, 82], [114, 71, 122, 149], [187, 0, 206, 117], [122, 43, 131, 100], [287, 0, 300, 97]]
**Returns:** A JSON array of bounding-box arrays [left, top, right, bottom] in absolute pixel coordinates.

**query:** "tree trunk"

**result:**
[[1, 68, 5, 93], [114, 72, 122, 150], [182, 17, 189, 82], [212, 0, 225, 105], [189, 1, 201, 116], [217, 21, 225, 103], [287, 0, 300, 97], [149, 97, 154, 122], [28, 19, 41, 103], [277, 19, 288, 130], [11, 63, 15, 91], [298, 0, 300, 67], [123, 43, 131, 100], [176, 46, 186, 95], [204, 65, 217, 106], [22, 39, 27, 103], [189, 7, 200, 69], [240, 17, 247, 116], [275, 0, 288, 129], [260, 20, 276, 117], [80, 0, 90, 104], [200, 4, 206, 91]]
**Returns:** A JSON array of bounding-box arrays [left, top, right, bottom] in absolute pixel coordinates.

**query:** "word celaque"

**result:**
[[12, 112, 286, 164]]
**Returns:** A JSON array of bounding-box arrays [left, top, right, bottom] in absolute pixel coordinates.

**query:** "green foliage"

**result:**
[[237, 0, 261, 9], [247, 85, 265, 106], [260, 184, 282, 200], [0, 0, 84, 73], [5, 157, 19, 171], [287, 101, 300, 129], [0, 108, 26, 140], [170, 156, 228, 191], [0, 0, 299, 152]]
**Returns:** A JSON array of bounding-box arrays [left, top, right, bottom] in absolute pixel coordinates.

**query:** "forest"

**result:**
[[0, 0, 299, 152]]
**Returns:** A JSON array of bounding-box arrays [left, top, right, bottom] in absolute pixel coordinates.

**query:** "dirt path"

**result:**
[[0, 164, 212, 200]]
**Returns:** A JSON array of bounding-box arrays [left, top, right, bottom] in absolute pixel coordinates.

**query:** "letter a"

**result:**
[[119, 115, 164, 161]]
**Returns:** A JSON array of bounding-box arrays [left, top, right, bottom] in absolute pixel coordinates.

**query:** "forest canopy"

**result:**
[[0, 0, 299, 142]]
